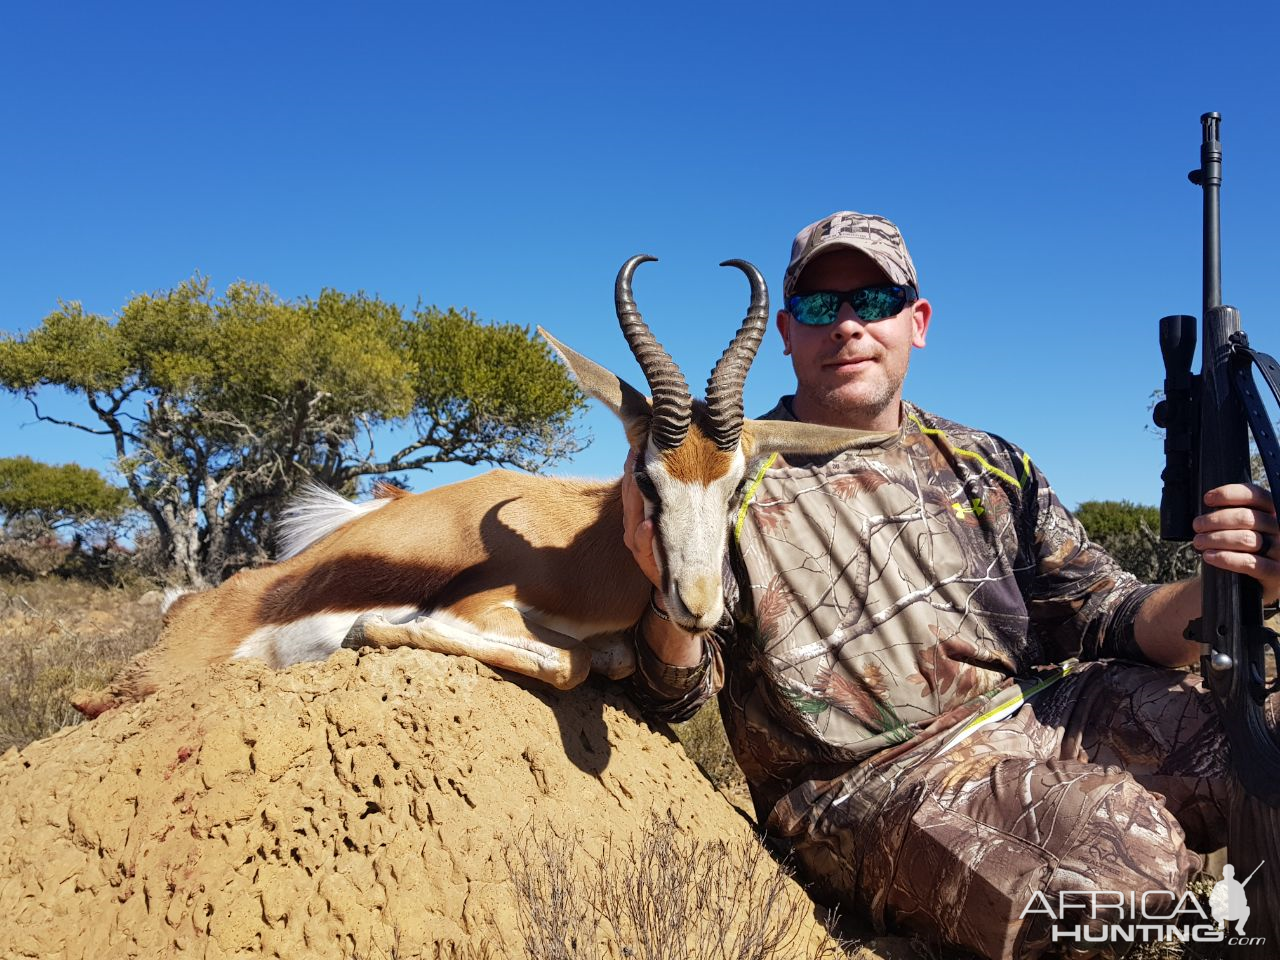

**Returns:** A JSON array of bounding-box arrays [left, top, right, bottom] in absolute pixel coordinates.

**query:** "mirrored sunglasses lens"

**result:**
[[852, 287, 905, 321], [793, 293, 841, 325]]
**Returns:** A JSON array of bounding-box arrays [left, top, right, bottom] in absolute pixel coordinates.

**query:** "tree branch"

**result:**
[[25, 396, 113, 436]]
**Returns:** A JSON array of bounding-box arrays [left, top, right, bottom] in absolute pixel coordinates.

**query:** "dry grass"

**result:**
[[507, 811, 853, 960], [0, 557, 163, 752], [344, 814, 854, 960], [347, 930, 501, 960]]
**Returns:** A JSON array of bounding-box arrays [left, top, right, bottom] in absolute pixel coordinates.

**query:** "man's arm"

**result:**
[[1133, 579, 1201, 667], [1134, 482, 1278, 667]]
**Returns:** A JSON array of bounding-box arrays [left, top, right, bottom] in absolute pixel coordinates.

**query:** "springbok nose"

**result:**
[[677, 575, 720, 624]]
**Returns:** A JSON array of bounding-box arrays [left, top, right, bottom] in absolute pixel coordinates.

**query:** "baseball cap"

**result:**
[[783, 211, 919, 298]]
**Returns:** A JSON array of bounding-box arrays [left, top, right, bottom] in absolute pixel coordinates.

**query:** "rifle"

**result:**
[[1155, 111, 1280, 944]]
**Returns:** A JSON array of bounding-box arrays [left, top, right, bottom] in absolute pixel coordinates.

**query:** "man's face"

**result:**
[[776, 248, 930, 431]]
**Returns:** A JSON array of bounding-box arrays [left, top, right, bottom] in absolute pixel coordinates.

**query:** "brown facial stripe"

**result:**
[[658, 426, 735, 484], [256, 553, 453, 623]]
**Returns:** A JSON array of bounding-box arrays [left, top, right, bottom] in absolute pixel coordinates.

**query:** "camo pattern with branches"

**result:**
[[715, 400, 1156, 818]]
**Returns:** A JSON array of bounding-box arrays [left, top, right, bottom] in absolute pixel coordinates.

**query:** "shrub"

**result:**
[[507, 812, 850, 960], [1074, 500, 1199, 583]]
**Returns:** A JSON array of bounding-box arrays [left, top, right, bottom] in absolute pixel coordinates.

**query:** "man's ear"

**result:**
[[911, 298, 931, 349], [539, 326, 652, 443], [776, 308, 793, 356]]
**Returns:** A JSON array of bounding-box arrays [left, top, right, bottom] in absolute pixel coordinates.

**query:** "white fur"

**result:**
[[405, 609, 564, 672], [275, 481, 393, 560], [233, 605, 420, 667], [160, 587, 191, 614], [647, 444, 747, 629]]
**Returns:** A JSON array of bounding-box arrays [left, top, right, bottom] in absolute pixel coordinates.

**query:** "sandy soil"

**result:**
[[0, 647, 869, 959]]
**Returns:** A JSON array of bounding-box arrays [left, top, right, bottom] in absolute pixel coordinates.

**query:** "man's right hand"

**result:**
[[621, 450, 663, 591]]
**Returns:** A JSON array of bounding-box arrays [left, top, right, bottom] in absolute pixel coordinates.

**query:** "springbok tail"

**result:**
[[275, 481, 393, 560], [161, 587, 191, 614]]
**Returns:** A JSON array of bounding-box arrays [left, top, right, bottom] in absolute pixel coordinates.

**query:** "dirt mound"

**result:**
[[0, 648, 847, 959]]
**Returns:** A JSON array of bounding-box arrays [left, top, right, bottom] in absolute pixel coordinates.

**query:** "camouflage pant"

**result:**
[[766, 661, 1230, 959]]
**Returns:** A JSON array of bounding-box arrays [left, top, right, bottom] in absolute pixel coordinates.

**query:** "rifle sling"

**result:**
[[1229, 335, 1280, 496]]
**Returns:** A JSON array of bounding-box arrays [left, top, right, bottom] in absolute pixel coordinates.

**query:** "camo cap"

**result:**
[[783, 211, 919, 298]]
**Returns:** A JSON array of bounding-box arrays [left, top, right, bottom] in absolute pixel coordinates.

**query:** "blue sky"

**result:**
[[2, 1, 1277, 510]]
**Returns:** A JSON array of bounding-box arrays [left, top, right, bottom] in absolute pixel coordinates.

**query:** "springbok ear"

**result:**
[[743, 418, 880, 458], [539, 327, 652, 448]]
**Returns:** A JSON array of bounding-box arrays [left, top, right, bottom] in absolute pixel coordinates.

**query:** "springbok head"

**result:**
[[539, 255, 863, 633]]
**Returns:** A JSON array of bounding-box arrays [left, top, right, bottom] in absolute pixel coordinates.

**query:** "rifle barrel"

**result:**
[[1199, 111, 1222, 314]]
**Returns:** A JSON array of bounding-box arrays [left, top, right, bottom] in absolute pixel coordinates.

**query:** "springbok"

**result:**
[[73, 256, 863, 715]]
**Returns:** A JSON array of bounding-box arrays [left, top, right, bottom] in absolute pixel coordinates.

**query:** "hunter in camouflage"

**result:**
[[624, 211, 1280, 959]]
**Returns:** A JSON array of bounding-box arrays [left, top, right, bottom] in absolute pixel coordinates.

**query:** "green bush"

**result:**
[[1075, 500, 1199, 583]]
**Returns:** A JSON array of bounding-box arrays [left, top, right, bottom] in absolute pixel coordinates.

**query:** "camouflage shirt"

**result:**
[[632, 399, 1157, 821]]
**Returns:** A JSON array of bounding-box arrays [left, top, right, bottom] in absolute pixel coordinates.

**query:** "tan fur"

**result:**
[[76, 471, 651, 713], [659, 425, 734, 484], [372, 481, 411, 500]]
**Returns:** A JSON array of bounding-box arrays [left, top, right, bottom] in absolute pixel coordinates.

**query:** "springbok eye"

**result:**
[[634, 472, 657, 499]]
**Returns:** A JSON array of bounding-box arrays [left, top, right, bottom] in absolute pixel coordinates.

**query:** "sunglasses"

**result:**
[[785, 284, 918, 326]]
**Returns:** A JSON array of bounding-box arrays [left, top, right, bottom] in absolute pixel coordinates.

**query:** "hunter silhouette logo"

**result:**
[[1209, 862, 1262, 936]]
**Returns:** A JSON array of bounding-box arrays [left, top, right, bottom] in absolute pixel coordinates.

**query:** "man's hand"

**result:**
[[1194, 482, 1279, 604], [621, 450, 662, 590], [1135, 482, 1277, 666]]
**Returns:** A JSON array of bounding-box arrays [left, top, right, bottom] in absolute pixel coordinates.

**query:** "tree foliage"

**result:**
[[0, 277, 587, 584], [0, 456, 131, 533], [1074, 499, 1200, 583]]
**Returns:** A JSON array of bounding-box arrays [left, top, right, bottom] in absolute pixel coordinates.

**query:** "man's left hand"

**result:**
[[1193, 482, 1279, 604]]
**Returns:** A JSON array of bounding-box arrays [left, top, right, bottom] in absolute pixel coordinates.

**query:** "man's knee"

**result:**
[[1025, 772, 1200, 953]]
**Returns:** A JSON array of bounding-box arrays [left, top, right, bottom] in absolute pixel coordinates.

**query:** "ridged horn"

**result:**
[[704, 259, 769, 450], [616, 254, 691, 450]]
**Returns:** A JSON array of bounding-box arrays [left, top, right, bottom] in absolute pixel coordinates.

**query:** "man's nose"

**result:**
[[829, 303, 864, 338]]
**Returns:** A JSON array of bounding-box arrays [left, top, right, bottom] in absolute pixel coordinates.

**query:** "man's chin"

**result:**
[[797, 382, 899, 427]]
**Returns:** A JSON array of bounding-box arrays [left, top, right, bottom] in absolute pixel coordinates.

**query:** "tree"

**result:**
[[0, 277, 587, 585], [0, 456, 132, 542], [1074, 499, 1200, 583]]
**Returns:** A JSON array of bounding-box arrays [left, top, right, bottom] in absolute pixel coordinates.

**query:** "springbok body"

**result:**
[[75, 257, 862, 715]]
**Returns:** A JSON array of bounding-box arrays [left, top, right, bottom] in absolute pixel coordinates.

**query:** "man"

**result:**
[[622, 211, 1280, 959]]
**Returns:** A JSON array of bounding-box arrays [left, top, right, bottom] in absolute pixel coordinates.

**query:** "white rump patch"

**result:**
[[275, 481, 393, 560]]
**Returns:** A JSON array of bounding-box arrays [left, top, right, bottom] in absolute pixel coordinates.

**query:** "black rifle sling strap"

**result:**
[[1230, 333, 1280, 494]]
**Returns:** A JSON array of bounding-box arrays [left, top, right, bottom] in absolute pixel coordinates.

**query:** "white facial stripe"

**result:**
[[647, 446, 747, 625]]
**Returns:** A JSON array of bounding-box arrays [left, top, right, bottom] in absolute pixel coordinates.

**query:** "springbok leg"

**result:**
[[585, 632, 636, 680], [343, 606, 592, 690]]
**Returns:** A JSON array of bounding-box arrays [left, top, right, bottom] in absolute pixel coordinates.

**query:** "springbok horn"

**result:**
[[704, 259, 769, 451], [616, 254, 691, 450]]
